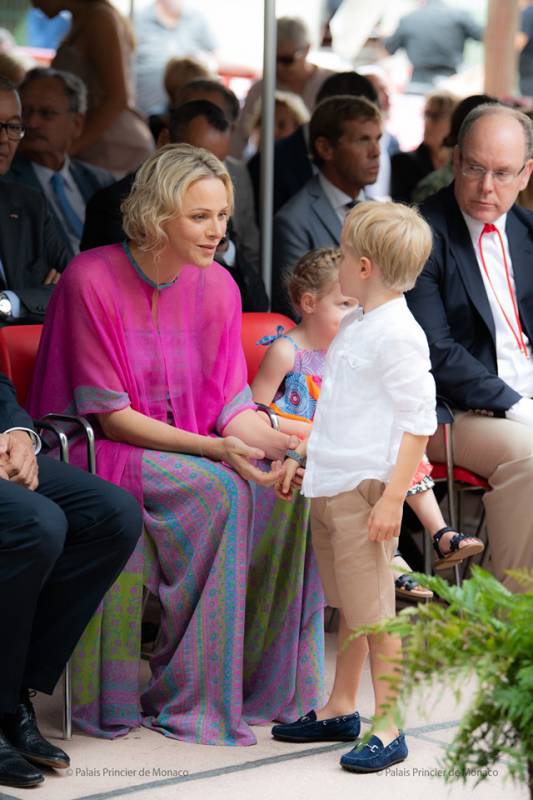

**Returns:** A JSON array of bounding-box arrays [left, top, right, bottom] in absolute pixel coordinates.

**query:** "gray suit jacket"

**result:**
[[272, 175, 343, 315], [6, 155, 114, 258]]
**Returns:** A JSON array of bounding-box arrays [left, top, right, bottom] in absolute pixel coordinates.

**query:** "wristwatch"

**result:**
[[0, 294, 12, 317], [285, 448, 306, 467]]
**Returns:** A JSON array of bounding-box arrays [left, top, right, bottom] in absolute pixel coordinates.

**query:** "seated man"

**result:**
[[81, 100, 268, 311], [6, 68, 114, 259], [272, 94, 382, 316], [247, 71, 380, 219], [0, 370, 142, 788], [0, 76, 69, 323], [407, 103, 533, 592]]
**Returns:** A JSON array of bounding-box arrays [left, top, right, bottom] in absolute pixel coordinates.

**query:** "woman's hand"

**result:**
[[367, 494, 403, 541], [218, 435, 282, 485]]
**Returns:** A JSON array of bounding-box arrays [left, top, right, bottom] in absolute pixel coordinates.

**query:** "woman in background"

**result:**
[[31, 0, 153, 174]]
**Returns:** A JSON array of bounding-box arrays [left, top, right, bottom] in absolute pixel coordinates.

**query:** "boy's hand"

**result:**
[[275, 457, 302, 501], [367, 493, 403, 541]]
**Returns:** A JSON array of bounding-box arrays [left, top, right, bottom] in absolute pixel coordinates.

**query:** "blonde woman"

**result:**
[[30, 144, 325, 745]]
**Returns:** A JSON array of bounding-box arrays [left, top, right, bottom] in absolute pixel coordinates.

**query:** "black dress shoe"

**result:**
[[0, 691, 70, 770], [0, 730, 44, 788]]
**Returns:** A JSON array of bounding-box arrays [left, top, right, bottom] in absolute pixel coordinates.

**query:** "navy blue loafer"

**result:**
[[272, 710, 360, 743], [340, 732, 408, 773]]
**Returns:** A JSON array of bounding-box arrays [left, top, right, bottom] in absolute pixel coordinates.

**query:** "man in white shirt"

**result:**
[[407, 104, 533, 592], [272, 95, 382, 316]]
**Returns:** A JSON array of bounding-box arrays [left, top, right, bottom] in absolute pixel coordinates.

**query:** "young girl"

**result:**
[[252, 248, 484, 594]]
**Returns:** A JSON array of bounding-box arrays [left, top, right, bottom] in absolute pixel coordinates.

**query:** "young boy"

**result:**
[[271, 201, 437, 773]]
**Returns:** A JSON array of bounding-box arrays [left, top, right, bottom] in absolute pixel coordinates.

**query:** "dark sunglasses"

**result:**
[[276, 49, 305, 65]]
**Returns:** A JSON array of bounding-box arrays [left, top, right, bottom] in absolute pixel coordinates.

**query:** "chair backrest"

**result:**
[[0, 325, 43, 409], [241, 312, 295, 383]]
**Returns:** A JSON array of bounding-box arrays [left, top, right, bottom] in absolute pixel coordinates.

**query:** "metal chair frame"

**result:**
[[33, 414, 97, 740]]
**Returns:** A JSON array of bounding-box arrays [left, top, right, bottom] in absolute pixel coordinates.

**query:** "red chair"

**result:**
[[0, 325, 43, 408], [241, 312, 295, 383]]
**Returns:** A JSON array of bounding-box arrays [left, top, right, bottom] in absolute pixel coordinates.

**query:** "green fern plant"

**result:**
[[349, 567, 533, 796]]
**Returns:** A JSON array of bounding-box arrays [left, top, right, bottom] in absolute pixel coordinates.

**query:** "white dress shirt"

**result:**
[[303, 297, 437, 499], [318, 173, 368, 223], [32, 158, 85, 254], [462, 211, 533, 399]]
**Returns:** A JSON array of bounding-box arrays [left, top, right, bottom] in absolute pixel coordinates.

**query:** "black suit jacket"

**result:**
[[0, 181, 69, 321], [80, 171, 135, 251], [0, 372, 34, 431], [406, 183, 533, 414], [390, 142, 434, 203]]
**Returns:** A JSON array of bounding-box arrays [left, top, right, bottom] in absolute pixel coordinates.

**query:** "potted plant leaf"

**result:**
[[349, 567, 533, 797]]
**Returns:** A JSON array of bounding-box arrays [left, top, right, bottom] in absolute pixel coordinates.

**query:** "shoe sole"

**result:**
[[341, 754, 407, 773], [395, 588, 433, 600], [273, 733, 359, 743], [433, 542, 485, 569], [0, 774, 45, 787], [17, 751, 70, 770]]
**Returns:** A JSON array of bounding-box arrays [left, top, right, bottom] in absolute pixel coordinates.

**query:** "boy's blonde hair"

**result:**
[[343, 201, 433, 292], [286, 247, 340, 313]]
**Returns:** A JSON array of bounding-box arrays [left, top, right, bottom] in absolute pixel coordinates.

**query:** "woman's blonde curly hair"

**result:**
[[122, 143, 234, 257]]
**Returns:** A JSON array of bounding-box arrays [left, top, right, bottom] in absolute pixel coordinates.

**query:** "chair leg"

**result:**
[[452, 562, 461, 587], [422, 528, 432, 576], [63, 661, 72, 740]]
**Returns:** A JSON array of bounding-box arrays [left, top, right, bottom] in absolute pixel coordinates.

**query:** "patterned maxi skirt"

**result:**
[[71, 450, 325, 745]]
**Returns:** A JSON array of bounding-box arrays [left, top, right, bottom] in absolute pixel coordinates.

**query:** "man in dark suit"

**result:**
[[6, 67, 114, 258], [0, 372, 142, 787], [0, 76, 69, 322], [407, 104, 533, 592], [271, 95, 382, 315]]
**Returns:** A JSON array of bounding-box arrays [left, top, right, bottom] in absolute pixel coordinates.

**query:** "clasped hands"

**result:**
[[0, 431, 39, 490]]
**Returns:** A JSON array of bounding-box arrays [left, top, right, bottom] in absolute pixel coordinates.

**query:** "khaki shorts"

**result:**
[[311, 479, 397, 630]]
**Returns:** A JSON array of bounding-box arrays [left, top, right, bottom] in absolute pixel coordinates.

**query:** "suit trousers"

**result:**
[[427, 412, 533, 593], [0, 454, 142, 713]]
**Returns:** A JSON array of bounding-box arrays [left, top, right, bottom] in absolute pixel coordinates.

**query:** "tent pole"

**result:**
[[259, 0, 276, 305]]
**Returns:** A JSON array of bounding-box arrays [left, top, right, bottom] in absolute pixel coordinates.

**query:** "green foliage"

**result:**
[[349, 567, 533, 792]]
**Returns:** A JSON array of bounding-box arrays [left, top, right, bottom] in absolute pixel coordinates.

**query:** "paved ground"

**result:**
[[0, 633, 528, 800]]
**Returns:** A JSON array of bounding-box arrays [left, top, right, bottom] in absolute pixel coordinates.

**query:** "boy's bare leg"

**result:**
[[368, 630, 402, 744], [316, 611, 368, 719]]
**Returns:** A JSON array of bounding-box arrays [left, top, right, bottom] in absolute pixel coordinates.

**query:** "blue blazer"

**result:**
[[406, 183, 533, 414], [6, 156, 114, 258]]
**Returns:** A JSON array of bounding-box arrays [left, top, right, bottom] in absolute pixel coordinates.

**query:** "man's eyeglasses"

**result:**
[[22, 106, 71, 121], [459, 154, 527, 185], [0, 121, 25, 141], [276, 49, 305, 65]]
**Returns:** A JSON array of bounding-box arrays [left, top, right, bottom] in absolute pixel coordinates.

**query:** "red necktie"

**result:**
[[478, 223, 528, 358]]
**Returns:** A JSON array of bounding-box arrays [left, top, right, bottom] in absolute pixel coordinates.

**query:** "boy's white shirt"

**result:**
[[302, 296, 437, 499]]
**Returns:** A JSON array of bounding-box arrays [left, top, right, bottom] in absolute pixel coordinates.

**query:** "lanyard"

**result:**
[[478, 223, 529, 359]]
